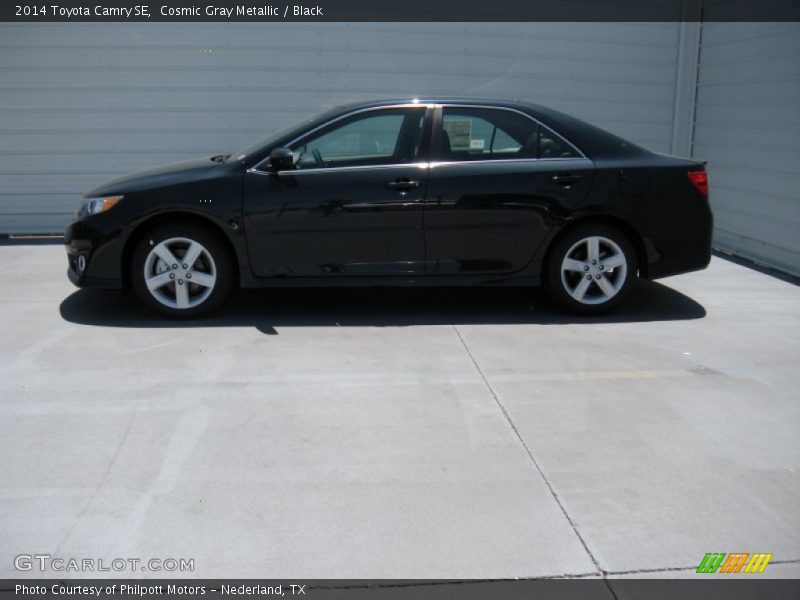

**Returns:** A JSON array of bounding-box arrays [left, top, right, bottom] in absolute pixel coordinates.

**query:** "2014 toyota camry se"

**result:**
[[65, 98, 713, 317]]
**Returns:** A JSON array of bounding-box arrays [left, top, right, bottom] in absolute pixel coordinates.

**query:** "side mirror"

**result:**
[[268, 147, 294, 172]]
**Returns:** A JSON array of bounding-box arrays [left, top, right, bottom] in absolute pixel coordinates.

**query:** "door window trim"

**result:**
[[248, 103, 434, 175], [246, 102, 586, 175]]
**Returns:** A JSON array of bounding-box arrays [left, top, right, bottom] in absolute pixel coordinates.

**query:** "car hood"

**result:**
[[85, 156, 233, 197]]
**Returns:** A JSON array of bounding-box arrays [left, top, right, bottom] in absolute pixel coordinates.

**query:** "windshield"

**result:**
[[231, 110, 336, 163]]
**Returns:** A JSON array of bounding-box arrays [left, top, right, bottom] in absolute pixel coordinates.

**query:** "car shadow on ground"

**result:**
[[59, 279, 706, 335]]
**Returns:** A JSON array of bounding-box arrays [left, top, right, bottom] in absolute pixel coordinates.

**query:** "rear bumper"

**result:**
[[646, 248, 712, 280], [645, 202, 714, 280]]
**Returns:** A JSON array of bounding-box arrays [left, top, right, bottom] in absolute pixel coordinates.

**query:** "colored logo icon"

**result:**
[[696, 553, 773, 574]]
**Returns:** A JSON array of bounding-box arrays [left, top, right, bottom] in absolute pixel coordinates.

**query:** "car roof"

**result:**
[[332, 97, 526, 108], [327, 97, 648, 159]]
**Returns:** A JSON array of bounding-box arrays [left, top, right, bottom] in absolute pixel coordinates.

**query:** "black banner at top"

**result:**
[[2, 0, 800, 22]]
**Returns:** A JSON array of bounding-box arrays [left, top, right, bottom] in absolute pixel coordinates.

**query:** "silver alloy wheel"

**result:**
[[560, 235, 627, 305], [143, 237, 217, 310]]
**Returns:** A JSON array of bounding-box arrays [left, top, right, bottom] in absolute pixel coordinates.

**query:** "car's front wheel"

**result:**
[[131, 223, 234, 318], [544, 223, 638, 314]]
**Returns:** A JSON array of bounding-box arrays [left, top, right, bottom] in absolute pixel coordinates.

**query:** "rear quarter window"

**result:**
[[440, 107, 580, 161]]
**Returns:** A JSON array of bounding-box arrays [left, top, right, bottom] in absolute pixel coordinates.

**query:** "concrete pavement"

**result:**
[[0, 243, 798, 579]]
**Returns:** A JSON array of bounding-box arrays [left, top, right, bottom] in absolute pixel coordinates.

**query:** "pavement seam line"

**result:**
[[52, 354, 143, 555], [449, 321, 607, 579], [307, 573, 602, 590]]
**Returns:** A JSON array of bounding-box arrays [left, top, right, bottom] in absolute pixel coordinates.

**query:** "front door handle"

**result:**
[[550, 173, 582, 186], [387, 178, 420, 191]]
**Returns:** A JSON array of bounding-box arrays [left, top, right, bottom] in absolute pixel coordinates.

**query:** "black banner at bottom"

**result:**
[[2, 579, 800, 600]]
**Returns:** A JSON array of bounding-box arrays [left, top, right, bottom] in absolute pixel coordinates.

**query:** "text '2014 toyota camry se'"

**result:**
[[65, 98, 713, 318]]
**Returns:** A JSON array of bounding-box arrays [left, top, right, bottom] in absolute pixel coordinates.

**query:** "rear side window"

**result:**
[[441, 107, 536, 161], [539, 125, 580, 159], [439, 107, 579, 161]]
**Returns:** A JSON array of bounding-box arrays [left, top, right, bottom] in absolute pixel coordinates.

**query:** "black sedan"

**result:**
[[65, 98, 713, 317]]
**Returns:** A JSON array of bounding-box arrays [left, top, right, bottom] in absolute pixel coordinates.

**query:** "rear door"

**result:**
[[423, 105, 594, 275]]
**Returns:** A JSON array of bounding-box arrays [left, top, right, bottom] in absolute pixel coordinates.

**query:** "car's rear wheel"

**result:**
[[131, 223, 234, 318], [544, 223, 638, 314]]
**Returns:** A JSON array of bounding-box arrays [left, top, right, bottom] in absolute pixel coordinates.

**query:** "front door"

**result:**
[[423, 105, 594, 275], [243, 106, 431, 277]]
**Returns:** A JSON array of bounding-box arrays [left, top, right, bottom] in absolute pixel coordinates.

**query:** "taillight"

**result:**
[[687, 170, 709, 198]]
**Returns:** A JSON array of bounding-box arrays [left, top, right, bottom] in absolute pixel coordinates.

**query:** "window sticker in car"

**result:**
[[444, 119, 472, 150]]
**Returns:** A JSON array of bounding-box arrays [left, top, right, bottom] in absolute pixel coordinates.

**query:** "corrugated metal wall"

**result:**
[[0, 22, 681, 234], [4, 20, 797, 277], [693, 21, 800, 276]]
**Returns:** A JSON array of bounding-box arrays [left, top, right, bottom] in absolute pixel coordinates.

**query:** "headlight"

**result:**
[[77, 195, 123, 218]]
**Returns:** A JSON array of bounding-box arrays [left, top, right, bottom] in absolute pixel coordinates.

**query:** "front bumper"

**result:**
[[64, 217, 125, 289], [66, 264, 122, 289]]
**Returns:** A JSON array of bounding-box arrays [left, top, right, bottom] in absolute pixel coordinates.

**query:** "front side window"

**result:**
[[289, 108, 426, 170], [440, 107, 579, 161]]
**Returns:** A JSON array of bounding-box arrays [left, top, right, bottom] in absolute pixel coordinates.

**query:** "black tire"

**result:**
[[130, 222, 235, 318], [544, 223, 638, 315]]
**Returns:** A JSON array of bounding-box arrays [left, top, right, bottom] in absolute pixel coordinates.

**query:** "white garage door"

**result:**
[[693, 22, 800, 276], [0, 22, 682, 234]]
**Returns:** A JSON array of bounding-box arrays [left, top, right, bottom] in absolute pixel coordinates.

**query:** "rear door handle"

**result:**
[[550, 173, 582, 186], [387, 178, 420, 191]]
